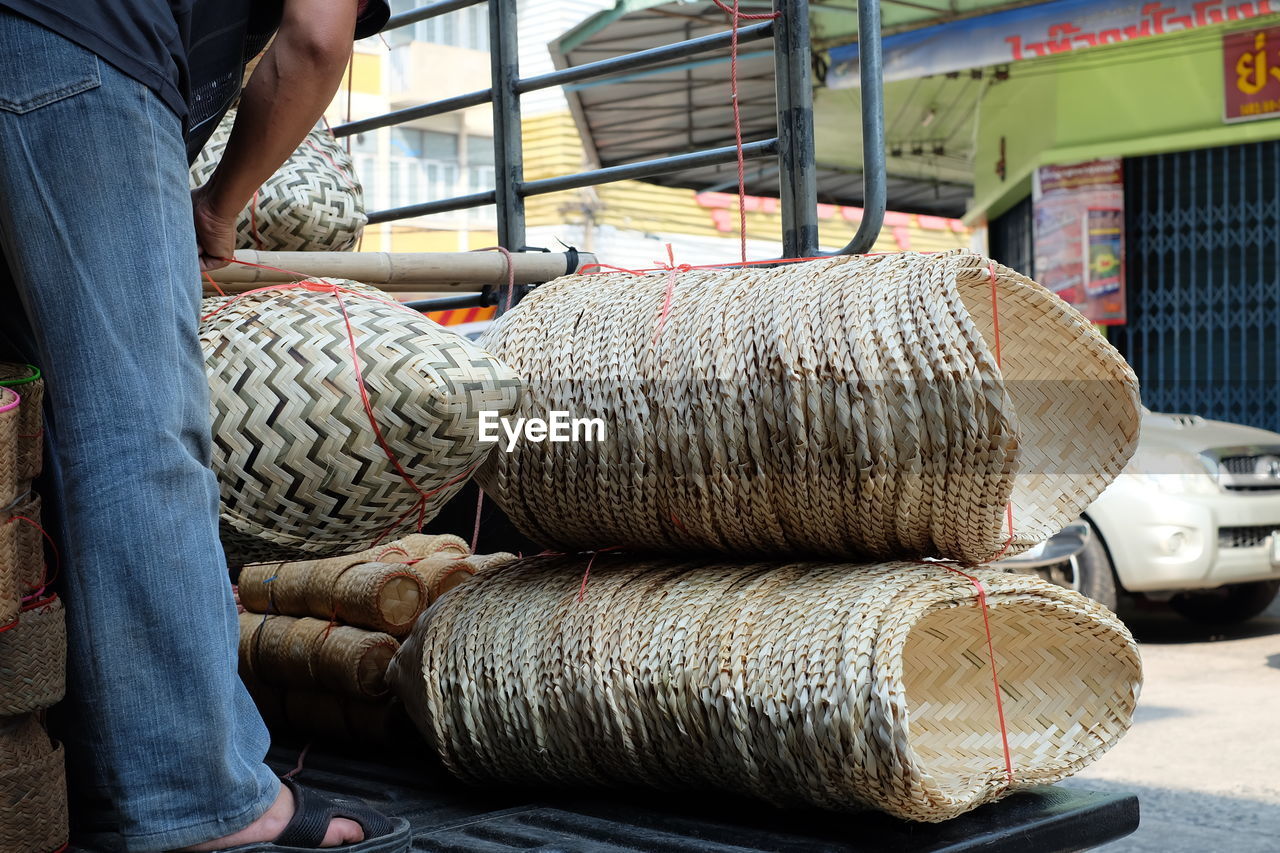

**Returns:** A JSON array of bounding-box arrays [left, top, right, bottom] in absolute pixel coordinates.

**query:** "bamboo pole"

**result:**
[[203, 250, 594, 293]]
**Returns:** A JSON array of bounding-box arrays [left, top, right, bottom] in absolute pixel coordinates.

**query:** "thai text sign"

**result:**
[[828, 0, 1276, 87], [1224, 26, 1280, 121], [1033, 159, 1126, 326]]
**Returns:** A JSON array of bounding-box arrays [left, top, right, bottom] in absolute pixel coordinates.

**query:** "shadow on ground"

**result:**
[[1060, 778, 1280, 853], [1117, 596, 1280, 645]]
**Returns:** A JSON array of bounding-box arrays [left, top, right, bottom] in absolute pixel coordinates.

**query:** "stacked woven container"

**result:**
[[390, 250, 1147, 823], [0, 364, 68, 853], [235, 533, 514, 746]]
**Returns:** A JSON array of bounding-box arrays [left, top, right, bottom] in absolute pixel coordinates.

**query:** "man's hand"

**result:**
[[197, 0, 359, 260], [191, 186, 239, 272]]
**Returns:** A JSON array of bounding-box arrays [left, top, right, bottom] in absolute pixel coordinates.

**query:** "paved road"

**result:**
[[1063, 595, 1280, 852]]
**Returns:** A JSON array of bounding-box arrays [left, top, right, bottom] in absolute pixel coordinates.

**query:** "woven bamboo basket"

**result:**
[[390, 556, 1142, 823], [0, 364, 43, 484], [0, 387, 19, 511], [477, 250, 1141, 565], [201, 283, 521, 566], [0, 716, 67, 853], [0, 505, 17, 630], [239, 613, 399, 699], [190, 110, 367, 252], [8, 492, 45, 594], [0, 597, 65, 716]]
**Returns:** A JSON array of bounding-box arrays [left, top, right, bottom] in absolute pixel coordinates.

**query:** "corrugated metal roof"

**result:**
[[550, 0, 1029, 217]]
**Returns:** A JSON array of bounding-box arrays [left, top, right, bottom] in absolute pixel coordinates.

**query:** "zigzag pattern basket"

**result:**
[[477, 250, 1141, 565], [0, 716, 68, 853], [0, 364, 43, 484], [390, 556, 1142, 823], [190, 111, 366, 252], [201, 282, 521, 566], [0, 597, 66, 716]]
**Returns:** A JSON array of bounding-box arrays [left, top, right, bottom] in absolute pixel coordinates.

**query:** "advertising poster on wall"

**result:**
[[1033, 159, 1126, 325], [1224, 25, 1280, 122]]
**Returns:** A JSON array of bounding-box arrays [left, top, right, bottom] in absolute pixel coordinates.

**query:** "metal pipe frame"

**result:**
[[517, 21, 774, 93], [773, 0, 819, 257], [405, 292, 492, 312], [385, 0, 486, 30], [834, 0, 886, 255], [340, 0, 886, 272], [521, 139, 778, 196]]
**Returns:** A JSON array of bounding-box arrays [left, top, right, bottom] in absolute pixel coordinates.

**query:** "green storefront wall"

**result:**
[[968, 16, 1280, 224]]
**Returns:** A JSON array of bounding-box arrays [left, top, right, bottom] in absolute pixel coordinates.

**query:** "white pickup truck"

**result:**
[[1005, 409, 1280, 625]]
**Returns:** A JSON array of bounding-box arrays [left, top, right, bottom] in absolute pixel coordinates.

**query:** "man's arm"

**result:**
[[192, 0, 360, 271]]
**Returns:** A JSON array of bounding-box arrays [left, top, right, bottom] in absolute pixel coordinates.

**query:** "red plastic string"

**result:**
[[9, 514, 61, 598], [575, 546, 621, 603], [709, 0, 779, 263], [202, 270, 227, 298], [939, 564, 1015, 786], [652, 244, 690, 345], [282, 741, 311, 780]]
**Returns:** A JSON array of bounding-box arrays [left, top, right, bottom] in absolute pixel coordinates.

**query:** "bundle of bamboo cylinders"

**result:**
[[236, 534, 517, 743], [236, 534, 506, 637]]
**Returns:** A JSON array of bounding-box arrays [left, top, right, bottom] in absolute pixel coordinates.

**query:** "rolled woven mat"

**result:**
[[0, 387, 18, 511], [477, 250, 1141, 565], [390, 556, 1141, 823], [0, 597, 66, 716], [0, 364, 43, 484], [190, 110, 367, 252], [201, 283, 521, 566], [239, 613, 399, 699], [0, 717, 67, 853]]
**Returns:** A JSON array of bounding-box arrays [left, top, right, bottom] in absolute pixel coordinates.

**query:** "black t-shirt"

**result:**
[[0, 0, 389, 161]]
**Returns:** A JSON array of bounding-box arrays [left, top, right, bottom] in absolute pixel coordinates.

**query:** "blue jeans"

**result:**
[[0, 10, 279, 851]]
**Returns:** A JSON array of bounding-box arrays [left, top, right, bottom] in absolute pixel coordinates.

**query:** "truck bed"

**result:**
[[267, 745, 1138, 852]]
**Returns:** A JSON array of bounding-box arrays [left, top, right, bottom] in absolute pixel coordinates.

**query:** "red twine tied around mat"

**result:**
[[938, 564, 1015, 787], [710, 0, 779, 263], [652, 244, 690, 345]]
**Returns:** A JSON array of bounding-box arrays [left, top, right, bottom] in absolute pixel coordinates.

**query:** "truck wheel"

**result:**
[[1038, 523, 1118, 612], [1169, 580, 1280, 626]]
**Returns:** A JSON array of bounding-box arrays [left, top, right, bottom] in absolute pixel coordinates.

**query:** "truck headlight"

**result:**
[[1124, 448, 1220, 496]]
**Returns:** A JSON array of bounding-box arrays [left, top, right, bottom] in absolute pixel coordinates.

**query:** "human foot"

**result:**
[[178, 782, 364, 851]]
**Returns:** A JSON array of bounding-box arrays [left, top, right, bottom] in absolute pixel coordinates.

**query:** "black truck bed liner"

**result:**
[[267, 746, 1137, 852]]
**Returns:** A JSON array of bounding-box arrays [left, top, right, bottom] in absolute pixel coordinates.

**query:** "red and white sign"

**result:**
[[1224, 26, 1280, 122]]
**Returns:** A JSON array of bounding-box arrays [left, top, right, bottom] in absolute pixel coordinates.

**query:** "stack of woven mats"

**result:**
[[0, 364, 68, 852], [235, 534, 514, 746], [388, 250, 1147, 823]]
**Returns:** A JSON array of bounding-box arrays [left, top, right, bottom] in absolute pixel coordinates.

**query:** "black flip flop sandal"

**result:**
[[217, 778, 412, 852]]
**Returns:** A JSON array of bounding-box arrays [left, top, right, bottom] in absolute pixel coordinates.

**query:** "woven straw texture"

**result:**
[[0, 597, 66, 716], [391, 556, 1141, 823], [0, 508, 16, 629], [190, 111, 366, 252], [7, 492, 44, 594], [201, 283, 521, 566], [0, 387, 18, 511], [477, 250, 1141, 565], [239, 613, 399, 699], [0, 718, 67, 853], [0, 365, 43, 484]]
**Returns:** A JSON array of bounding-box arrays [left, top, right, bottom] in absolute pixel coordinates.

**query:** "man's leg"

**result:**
[[0, 10, 279, 850]]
